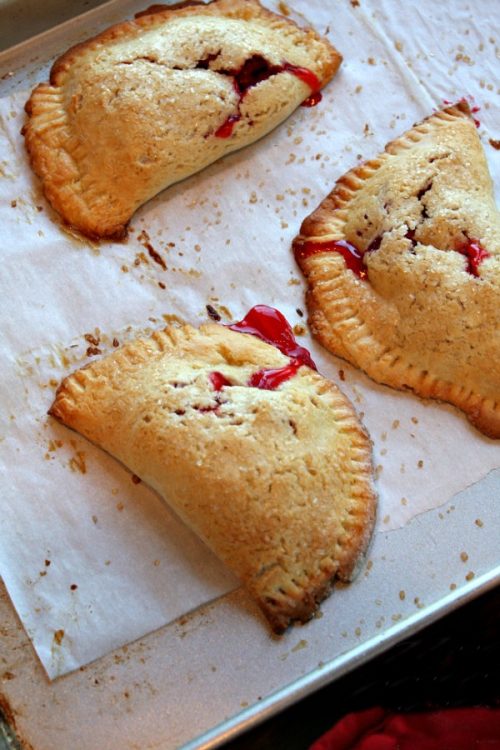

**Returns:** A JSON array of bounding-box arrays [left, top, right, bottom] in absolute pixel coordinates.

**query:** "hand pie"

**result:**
[[49, 306, 376, 633], [293, 102, 500, 438], [23, 0, 341, 240]]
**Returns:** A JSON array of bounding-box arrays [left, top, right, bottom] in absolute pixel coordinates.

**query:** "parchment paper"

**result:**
[[0, 0, 498, 679]]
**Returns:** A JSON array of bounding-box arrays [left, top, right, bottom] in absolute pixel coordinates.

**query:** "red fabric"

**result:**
[[309, 707, 500, 750]]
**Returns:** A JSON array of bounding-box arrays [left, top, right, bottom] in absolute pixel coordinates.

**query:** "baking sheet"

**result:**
[[0, 0, 110, 52], [0, 0, 499, 747]]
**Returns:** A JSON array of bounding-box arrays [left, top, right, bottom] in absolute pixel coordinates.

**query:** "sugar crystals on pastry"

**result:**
[[49, 305, 376, 633], [293, 101, 500, 438], [23, 0, 341, 240]]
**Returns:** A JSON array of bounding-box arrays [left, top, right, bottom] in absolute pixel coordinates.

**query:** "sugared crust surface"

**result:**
[[49, 322, 376, 633], [293, 103, 500, 438], [23, 0, 341, 239]]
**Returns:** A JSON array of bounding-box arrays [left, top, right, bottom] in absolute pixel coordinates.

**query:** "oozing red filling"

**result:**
[[209, 371, 232, 391], [456, 239, 490, 276], [294, 235, 490, 280], [208, 305, 316, 393], [277, 62, 321, 101], [300, 91, 322, 108], [229, 304, 316, 369], [214, 55, 322, 138], [248, 360, 302, 391], [294, 239, 368, 279]]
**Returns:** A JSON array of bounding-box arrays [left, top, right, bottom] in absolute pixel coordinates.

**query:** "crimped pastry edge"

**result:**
[[49, 321, 376, 633], [23, 0, 342, 240], [292, 101, 500, 439]]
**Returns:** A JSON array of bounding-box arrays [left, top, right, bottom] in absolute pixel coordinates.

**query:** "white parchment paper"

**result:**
[[0, 0, 498, 679]]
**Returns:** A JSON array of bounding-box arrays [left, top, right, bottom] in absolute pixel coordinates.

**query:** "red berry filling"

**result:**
[[294, 239, 368, 279], [213, 55, 322, 138], [456, 239, 490, 276], [294, 234, 490, 280], [207, 305, 316, 394]]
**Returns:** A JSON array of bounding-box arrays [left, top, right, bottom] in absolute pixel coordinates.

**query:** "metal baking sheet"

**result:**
[[0, 483, 499, 750], [1, 1, 499, 748]]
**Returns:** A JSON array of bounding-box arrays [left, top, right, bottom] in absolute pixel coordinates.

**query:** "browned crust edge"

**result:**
[[22, 0, 342, 240], [292, 101, 500, 439], [48, 323, 376, 634], [23, 0, 342, 240], [254, 375, 376, 633]]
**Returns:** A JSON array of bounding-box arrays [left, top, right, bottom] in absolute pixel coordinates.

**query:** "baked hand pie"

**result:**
[[293, 101, 500, 438], [23, 0, 341, 240], [49, 306, 376, 633]]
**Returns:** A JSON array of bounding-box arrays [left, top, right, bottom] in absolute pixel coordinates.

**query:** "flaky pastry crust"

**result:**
[[293, 102, 500, 438], [23, 0, 341, 239], [49, 321, 376, 633]]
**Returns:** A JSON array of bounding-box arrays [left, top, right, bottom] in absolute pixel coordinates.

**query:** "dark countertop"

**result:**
[[222, 583, 500, 750]]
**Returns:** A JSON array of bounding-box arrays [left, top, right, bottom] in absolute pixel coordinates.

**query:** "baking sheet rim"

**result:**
[[0, 4, 499, 749], [184, 567, 500, 749]]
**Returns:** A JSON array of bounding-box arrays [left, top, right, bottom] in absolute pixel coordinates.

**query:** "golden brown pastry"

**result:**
[[49, 306, 376, 633], [293, 102, 500, 439], [23, 0, 341, 240]]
